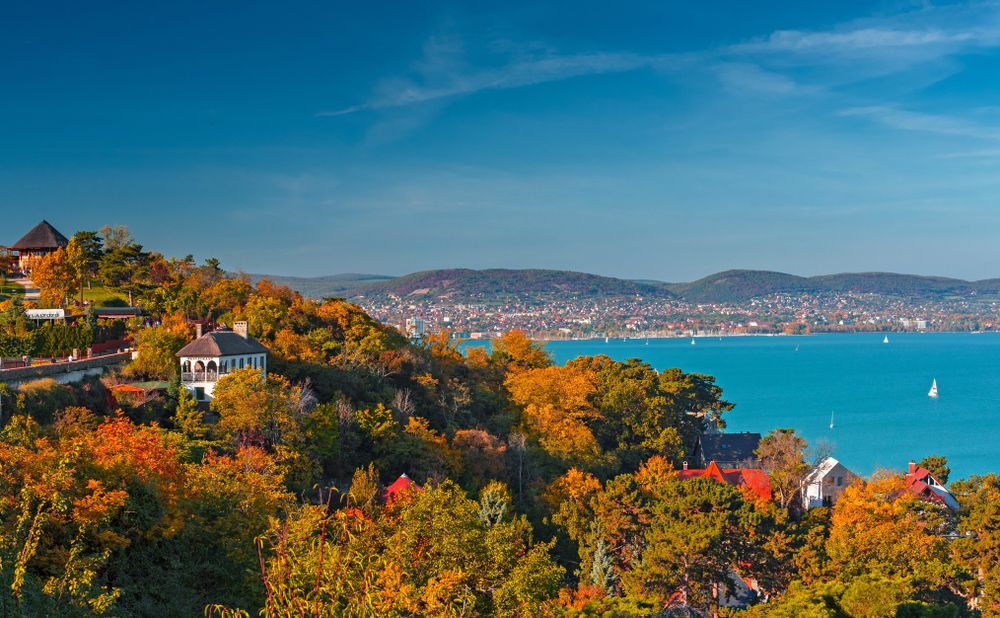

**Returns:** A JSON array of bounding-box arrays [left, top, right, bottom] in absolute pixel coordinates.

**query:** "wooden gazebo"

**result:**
[[7, 220, 69, 274]]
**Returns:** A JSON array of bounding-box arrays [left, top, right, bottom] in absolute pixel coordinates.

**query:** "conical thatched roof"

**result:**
[[11, 220, 69, 250]]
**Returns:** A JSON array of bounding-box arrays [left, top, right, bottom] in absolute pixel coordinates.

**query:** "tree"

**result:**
[[211, 369, 302, 448], [951, 474, 1000, 615], [826, 473, 951, 584], [505, 365, 602, 468], [173, 386, 207, 439], [125, 323, 191, 379], [623, 477, 756, 611], [919, 455, 951, 485], [31, 248, 76, 307], [98, 240, 149, 306], [491, 330, 552, 371], [757, 428, 811, 511], [66, 231, 104, 302]]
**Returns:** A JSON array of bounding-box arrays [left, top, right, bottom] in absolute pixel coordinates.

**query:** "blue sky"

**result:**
[[4, 1, 1000, 281]]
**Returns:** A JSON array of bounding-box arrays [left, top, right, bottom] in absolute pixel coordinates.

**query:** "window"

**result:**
[[239, 358, 244, 369], [836, 476, 843, 487]]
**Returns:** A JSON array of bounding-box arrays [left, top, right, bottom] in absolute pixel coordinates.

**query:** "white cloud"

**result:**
[[839, 106, 1000, 140], [714, 62, 801, 95]]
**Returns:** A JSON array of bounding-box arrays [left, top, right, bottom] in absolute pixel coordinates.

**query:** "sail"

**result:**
[[883, 335, 889, 344], [928, 379, 938, 398]]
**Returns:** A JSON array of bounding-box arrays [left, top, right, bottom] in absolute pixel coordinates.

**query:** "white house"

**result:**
[[176, 321, 267, 402], [802, 456, 859, 510]]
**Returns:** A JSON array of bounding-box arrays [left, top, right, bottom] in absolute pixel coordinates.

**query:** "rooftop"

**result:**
[[176, 327, 268, 357], [10, 220, 69, 250]]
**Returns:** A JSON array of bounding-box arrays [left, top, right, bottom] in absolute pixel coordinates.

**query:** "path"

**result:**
[[12, 277, 39, 300]]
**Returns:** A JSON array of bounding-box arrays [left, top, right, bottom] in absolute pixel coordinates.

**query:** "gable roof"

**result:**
[[804, 456, 854, 484], [905, 462, 959, 511], [176, 327, 268, 357], [11, 220, 69, 250], [697, 432, 762, 464], [678, 461, 772, 501]]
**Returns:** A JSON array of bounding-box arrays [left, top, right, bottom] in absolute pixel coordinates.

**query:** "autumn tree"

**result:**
[[826, 473, 952, 586], [757, 428, 811, 511], [505, 365, 602, 469], [125, 321, 191, 379], [31, 247, 76, 306]]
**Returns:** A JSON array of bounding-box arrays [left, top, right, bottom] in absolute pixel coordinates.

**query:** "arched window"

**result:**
[[194, 360, 205, 372], [207, 360, 217, 374], [182, 360, 191, 373]]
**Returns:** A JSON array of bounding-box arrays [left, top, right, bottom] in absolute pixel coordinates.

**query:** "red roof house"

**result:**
[[677, 460, 772, 502], [905, 461, 959, 511], [384, 473, 421, 505]]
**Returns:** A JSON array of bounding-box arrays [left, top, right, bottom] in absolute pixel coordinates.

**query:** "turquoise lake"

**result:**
[[464, 333, 1000, 481]]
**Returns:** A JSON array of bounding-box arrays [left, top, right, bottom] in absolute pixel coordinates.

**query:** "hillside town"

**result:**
[[360, 288, 997, 340]]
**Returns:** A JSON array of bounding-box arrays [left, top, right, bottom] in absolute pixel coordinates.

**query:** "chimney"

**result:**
[[195, 323, 203, 339], [682, 461, 688, 471], [234, 321, 248, 338], [908, 461, 917, 474]]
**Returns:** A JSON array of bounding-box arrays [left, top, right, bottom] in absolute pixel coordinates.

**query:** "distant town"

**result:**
[[358, 290, 994, 341]]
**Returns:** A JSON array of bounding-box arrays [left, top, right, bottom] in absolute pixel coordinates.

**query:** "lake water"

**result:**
[[465, 333, 1000, 480]]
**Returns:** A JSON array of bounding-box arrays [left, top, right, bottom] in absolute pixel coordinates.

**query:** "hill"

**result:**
[[664, 270, 818, 303], [348, 268, 676, 301], [247, 273, 393, 298], [252, 268, 1000, 304]]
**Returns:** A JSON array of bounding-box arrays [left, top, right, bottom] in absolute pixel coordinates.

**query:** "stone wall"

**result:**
[[0, 352, 131, 386]]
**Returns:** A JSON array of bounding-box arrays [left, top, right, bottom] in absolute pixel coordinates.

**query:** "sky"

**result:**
[[3, 1, 1000, 281]]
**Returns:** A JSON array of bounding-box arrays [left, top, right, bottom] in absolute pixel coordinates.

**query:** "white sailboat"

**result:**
[[928, 379, 939, 398], [690, 338, 696, 345], [604, 336, 609, 343], [829, 411, 835, 429], [883, 335, 889, 344]]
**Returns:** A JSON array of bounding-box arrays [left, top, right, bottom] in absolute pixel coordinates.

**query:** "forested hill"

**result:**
[[255, 268, 1000, 303], [344, 268, 678, 300], [246, 273, 393, 298], [669, 270, 1000, 303]]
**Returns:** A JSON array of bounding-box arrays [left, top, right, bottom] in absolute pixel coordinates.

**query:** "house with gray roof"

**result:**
[[691, 431, 762, 469], [176, 321, 267, 402]]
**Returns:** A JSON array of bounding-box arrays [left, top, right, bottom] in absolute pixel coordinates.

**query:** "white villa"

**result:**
[[802, 456, 859, 510], [176, 321, 267, 402]]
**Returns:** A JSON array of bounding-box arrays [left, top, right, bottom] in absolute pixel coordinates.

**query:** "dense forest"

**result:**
[[1, 228, 1000, 617]]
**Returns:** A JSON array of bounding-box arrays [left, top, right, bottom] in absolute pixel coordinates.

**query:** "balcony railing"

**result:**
[[181, 369, 230, 383]]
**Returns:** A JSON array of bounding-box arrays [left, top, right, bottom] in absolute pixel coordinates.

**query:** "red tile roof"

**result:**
[[677, 460, 772, 502], [905, 462, 959, 511]]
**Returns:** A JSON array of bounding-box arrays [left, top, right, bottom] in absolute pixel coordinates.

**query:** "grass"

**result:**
[[80, 285, 129, 306], [0, 279, 24, 301]]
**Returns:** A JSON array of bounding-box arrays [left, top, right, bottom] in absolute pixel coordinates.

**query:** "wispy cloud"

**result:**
[[318, 36, 677, 116], [714, 62, 804, 95], [839, 106, 1000, 140], [319, 2, 1000, 123], [742, 27, 980, 53]]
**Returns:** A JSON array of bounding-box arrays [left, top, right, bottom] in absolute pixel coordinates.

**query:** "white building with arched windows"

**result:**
[[176, 321, 268, 402]]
